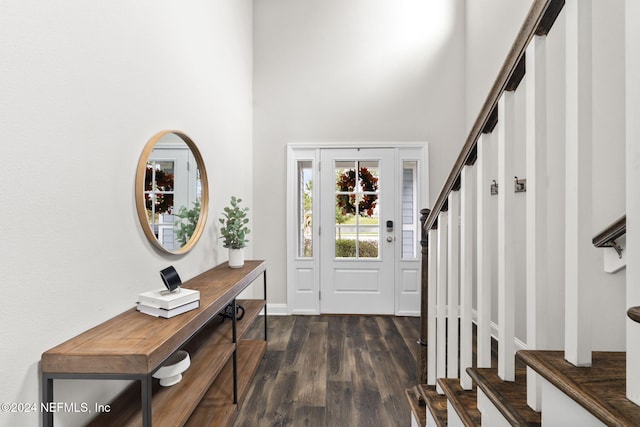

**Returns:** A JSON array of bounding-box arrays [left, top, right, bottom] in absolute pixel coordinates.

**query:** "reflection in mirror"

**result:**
[[135, 131, 208, 254]]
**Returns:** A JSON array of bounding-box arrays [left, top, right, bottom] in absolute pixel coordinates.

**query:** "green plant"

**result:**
[[335, 239, 378, 258], [219, 196, 250, 249], [174, 200, 200, 247]]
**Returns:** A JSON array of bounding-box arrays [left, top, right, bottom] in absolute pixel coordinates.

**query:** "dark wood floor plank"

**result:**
[[346, 316, 368, 349], [327, 316, 350, 382], [283, 315, 313, 367], [233, 349, 286, 425], [371, 350, 414, 423], [390, 317, 420, 360], [234, 315, 419, 426], [352, 347, 392, 427], [391, 316, 421, 361], [363, 315, 388, 352], [355, 388, 390, 427], [290, 319, 327, 406], [293, 405, 326, 427], [326, 380, 358, 426]]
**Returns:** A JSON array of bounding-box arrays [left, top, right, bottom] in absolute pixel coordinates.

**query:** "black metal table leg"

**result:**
[[263, 270, 268, 341], [141, 375, 152, 427], [42, 373, 53, 427], [232, 298, 238, 404]]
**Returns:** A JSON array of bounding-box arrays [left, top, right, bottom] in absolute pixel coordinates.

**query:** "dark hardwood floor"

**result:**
[[234, 315, 421, 427]]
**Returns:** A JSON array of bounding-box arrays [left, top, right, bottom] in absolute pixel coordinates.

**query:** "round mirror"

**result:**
[[135, 130, 209, 254]]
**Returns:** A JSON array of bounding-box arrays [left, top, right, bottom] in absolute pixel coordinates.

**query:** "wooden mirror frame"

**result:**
[[135, 130, 209, 255]]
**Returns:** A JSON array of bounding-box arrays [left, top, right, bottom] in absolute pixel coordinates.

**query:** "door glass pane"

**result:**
[[334, 160, 380, 259], [358, 227, 379, 258], [144, 161, 175, 220], [402, 161, 417, 259], [297, 160, 313, 257]]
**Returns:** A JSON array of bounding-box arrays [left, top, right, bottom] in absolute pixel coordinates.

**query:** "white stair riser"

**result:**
[[446, 401, 465, 427], [477, 388, 512, 427], [410, 410, 420, 427], [541, 378, 605, 426], [425, 408, 439, 427]]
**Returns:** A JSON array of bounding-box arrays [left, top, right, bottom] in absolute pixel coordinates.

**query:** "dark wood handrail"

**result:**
[[423, 0, 563, 232], [592, 215, 626, 248]]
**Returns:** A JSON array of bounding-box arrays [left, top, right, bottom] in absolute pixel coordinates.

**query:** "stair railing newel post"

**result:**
[[419, 208, 431, 384]]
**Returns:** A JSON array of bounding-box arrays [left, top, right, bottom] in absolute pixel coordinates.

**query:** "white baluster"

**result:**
[[447, 190, 460, 379], [476, 133, 493, 369], [565, 0, 595, 367], [460, 165, 476, 390], [498, 91, 516, 382], [427, 227, 438, 386], [525, 33, 549, 411], [436, 212, 448, 393]]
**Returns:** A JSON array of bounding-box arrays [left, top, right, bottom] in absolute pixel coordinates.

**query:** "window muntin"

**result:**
[[334, 160, 380, 259]]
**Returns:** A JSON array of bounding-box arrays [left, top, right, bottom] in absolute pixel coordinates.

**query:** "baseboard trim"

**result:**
[[396, 310, 420, 317], [266, 303, 289, 315]]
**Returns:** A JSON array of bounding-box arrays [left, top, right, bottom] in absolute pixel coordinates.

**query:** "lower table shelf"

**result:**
[[88, 299, 266, 427], [185, 339, 267, 426]]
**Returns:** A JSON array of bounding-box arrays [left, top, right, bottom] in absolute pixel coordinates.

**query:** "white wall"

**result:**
[[0, 1, 253, 426], [465, 0, 533, 130], [253, 0, 467, 307]]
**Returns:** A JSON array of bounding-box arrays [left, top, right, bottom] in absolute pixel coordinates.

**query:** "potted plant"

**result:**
[[219, 196, 250, 268]]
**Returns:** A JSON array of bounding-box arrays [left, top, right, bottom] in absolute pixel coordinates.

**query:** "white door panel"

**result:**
[[320, 148, 395, 314]]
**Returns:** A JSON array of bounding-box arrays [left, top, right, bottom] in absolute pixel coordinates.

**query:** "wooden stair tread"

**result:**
[[405, 386, 427, 427], [518, 350, 640, 426], [466, 367, 540, 426], [438, 378, 481, 427], [417, 384, 447, 427], [628, 307, 640, 323]]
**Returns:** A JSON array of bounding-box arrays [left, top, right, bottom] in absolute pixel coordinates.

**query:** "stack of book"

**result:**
[[136, 288, 200, 318]]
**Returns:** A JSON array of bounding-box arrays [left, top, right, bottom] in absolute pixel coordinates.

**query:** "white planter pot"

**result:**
[[228, 248, 244, 268], [152, 350, 190, 387]]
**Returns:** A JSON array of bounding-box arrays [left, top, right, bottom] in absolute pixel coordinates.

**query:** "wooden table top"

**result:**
[[41, 261, 266, 375]]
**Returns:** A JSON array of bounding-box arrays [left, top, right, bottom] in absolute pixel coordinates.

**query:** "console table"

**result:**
[[41, 260, 267, 427]]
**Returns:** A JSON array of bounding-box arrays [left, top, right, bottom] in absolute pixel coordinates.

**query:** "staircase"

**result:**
[[408, 0, 640, 425]]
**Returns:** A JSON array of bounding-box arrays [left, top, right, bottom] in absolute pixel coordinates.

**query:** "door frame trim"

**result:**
[[286, 142, 429, 315]]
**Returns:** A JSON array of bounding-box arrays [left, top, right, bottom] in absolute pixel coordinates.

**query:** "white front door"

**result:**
[[320, 148, 396, 314], [286, 144, 426, 316]]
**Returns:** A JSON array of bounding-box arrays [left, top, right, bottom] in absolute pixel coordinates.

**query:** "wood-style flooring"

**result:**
[[234, 315, 420, 427]]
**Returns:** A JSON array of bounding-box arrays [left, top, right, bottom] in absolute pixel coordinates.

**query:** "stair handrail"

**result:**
[[592, 215, 626, 248], [423, 0, 564, 233], [418, 0, 565, 385]]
